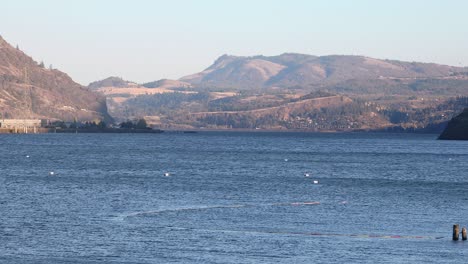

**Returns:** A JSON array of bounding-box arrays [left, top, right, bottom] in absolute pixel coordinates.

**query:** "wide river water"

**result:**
[[1, 132, 468, 263]]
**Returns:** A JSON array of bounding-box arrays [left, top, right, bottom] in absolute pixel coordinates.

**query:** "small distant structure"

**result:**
[[453, 224, 468, 241], [0, 119, 47, 133]]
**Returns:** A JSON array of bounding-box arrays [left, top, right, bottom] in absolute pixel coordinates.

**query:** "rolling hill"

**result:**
[[88, 76, 140, 90], [180, 53, 468, 95]]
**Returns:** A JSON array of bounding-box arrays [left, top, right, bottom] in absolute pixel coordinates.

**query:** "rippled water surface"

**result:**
[[1, 132, 468, 263]]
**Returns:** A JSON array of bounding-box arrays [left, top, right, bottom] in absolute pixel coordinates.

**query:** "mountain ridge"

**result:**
[[88, 76, 140, 90], [180, 53, 468, 92], [0, 36, 111, 121], [86, 53, 468, 131]]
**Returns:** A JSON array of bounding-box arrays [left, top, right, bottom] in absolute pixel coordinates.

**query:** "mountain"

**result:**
[[438, 108, 468, 140], [88, 76, 139, 89], [180, 54, 286, 89], [0, 36, 110, 121], [142, 79, 191, 89], [88, 77, 193, 119], [89, 77, 191, 101], [85, 53, 468, 131], [180, 53, 468, 94]]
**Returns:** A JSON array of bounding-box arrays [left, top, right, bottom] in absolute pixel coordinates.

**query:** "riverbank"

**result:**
[[53, 128, 164, 133], [0, 128, 50, 134], [0, 127, 164, 134]]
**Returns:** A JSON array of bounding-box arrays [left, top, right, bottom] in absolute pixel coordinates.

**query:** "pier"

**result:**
[[0, 119, 48, 134], [452, 224, 468, 241]]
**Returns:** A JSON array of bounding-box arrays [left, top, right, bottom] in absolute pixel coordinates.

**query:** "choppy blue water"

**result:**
[[1, 132, 468, 263]]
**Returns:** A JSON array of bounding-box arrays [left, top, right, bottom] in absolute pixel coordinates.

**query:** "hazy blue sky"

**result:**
[[2, 0, 467, 85]]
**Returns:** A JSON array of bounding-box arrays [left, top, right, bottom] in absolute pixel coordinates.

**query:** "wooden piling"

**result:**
[[462, 227, 467, 241], [453, 224, 460, 241]]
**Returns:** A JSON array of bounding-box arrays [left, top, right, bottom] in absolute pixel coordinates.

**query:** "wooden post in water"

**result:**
[[462, 227, 467, 241], [453, 224, 460, 241]]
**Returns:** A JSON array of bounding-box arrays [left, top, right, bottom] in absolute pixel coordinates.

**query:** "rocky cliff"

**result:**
[[438, 108, 468, 140]]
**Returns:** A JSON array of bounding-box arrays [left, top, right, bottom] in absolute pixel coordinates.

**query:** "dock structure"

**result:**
[[453, 224, 460, 241], [453, 224, 468, 241], [0, 119, 48, 134]]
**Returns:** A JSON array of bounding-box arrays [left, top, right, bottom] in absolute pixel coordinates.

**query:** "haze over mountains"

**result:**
[[0, 36, 110, 121]]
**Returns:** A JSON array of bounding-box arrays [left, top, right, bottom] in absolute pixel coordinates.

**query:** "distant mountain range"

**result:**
[[0, 36, 110, 121], [2, 34, 468, 131], [90, 54, 468, 99], [88, 76, 191, 91], [86, 53, 468, 131], [180, 53, 468, 94]]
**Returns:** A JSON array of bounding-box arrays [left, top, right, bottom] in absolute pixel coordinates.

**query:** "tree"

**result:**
[[136, 118, 148, 129], [39, 61, 45, 68], [120, 120, 134, 129], [98, 121, 107, 129]]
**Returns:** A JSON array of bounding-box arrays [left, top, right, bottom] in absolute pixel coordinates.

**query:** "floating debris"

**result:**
[[49, 171, 55, 176], [164, 172, 171, 177], [313, 180, 319, 184]]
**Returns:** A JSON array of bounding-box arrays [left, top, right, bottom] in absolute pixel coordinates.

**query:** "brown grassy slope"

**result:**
[[180, 53, 468, 94], [0, 36, 110, 121], [88, 76, 140, 90], [167, 95, 389, 130], [191, 95, 349, 117]]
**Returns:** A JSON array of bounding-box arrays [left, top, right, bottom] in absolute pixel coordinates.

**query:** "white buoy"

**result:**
[[26, 155, 30, 158], [304, 173, 310, 177], [313, 180, 319, 184], [164, 172, 170, 177], [49, 171, 55, 176]]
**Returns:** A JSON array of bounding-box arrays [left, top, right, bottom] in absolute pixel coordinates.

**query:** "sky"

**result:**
[[1, 0, 468, 85]]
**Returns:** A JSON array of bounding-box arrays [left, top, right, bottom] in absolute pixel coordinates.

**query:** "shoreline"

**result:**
[[0, 127, 441, 135], [0, 128, 164, 134], [162, 127, 442, 135]]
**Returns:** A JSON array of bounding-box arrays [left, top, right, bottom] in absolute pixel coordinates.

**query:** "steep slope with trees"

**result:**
[[0, 36, 111, 121], [438, 108, 468, 140]]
